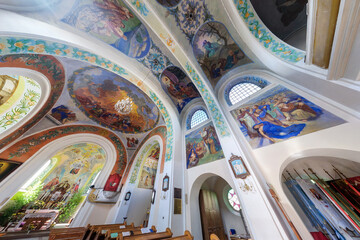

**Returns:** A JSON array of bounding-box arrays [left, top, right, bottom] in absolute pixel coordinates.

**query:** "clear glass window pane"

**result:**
[[190, 110, 208, 128], [229, 83, 261, 105]]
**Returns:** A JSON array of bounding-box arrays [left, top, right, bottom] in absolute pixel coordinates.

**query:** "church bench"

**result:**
[[49, 226, 86, 240], [164, 230, 194, 240], [117, 228, 172, 240], [104, 225, 156, 240], [85, 223, 133, 240]]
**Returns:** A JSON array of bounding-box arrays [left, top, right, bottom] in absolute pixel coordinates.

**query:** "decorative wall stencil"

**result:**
[[169, 0, 214, 41], [50, 105, 77, 124], [122, 126, 167, 184], [62, 0, 151, 59], [232, 0, 305, 62], [192, 21, 253, 88], [138, 43, 173, 79], [68, 66, 160, 133], [230, 85, 346, 148], [0, 54, 65, 149], [0, 37, 174, 167], [186, 63, 230, 137], [137, 143, 160, 189], [0, 159, 21, 182], [224, 75, 269, 106], [0, 125, 127, 190], [0, 76, 41, 134], [185, 121, 224, 168], [160, 66, 200, 113], [156, 0, 182, 8]]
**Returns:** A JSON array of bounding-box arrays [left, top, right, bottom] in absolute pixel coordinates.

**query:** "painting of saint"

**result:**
[[160, 66, 200, 113], [138, 144, 160, 189], [69, 66, 160, 133], [192, 22, 252, 88], [185, 122, 225, 169], [231, 86, 346, 148], [62, 0, 151, 59]]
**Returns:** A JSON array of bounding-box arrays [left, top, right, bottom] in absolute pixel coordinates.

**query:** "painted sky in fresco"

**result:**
[[69, 66, 160, 133], [231, 85, 346, 148], [62, 0, 151, 59]]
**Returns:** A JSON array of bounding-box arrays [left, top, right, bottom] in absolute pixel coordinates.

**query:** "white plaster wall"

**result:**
[[126, 187, 152, 226]]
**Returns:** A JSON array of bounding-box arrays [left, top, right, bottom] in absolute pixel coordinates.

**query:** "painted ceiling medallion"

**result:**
[[68, 66, 160, 133], [170, 0, 213, 40]]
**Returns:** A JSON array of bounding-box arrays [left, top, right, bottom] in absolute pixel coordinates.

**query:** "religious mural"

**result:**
[[231, 86, 346, 149], [192, 22, 252, 88], [156, 0, 181, 8], [50, 105, 77, 124], [62, 0, 151, 59], [185, 122, 225, 169], [138, 143, 160, 189], [126, 137, 139, 149], [37, 143, 105, 211], [69, 66, 160, 133], [160, 66, 200, 113]]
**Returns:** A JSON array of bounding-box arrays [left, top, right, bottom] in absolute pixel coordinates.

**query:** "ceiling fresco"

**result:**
[[62, 0, 151, 59], [68, 66, 160, 133], [160, 66, 200, 113], [192, 21, 253, 88], [156, 0, 182, 8]]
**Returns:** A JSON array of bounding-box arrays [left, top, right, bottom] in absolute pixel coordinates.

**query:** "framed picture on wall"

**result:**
[[228, 154, 250, 179], [162, 174, 169, 192]]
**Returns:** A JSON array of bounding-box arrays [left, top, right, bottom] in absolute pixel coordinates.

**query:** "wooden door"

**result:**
[[199, 189, 227, 240]]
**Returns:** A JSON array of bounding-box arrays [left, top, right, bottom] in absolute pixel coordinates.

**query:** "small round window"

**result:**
[[190, 109, 208, 129], [229, 83, 261, 105], [227, 188, 241, 211]]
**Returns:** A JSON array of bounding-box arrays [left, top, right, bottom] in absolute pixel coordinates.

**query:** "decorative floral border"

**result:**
[[0, 54, 65, 149], [186, 63, 230, 137], [0, 125, 128, 186], [0, 77, 41, 132], [131, 0, 149, 16], [232, 0, 305, 62], [0, 36, 174, 164]]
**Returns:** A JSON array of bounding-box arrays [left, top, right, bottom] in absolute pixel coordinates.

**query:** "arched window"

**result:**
[[229, 83, 261, 105], [224, 76, 269, 106], [227, 188, 241, 211], [190, 109, 209, 129]]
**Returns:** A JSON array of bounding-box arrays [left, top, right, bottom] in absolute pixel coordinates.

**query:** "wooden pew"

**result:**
[[90, 223, 136, 240], [104, 225, 156, 240], [164, 230, 193, 240], [49, 226, 86, 240], [86, 223, 132, 240], [117, 228, 172, 240]]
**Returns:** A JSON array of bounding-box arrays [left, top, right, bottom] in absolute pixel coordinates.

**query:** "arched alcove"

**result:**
[[0, 133, 118, 229], [188, 173, 250, 240], [281, 151, 360, 239], [114, 135, 164, 228]]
